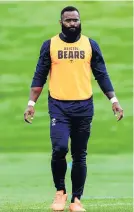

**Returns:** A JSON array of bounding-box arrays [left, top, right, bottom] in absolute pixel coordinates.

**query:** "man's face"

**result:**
[[60, 11, 81, 38]]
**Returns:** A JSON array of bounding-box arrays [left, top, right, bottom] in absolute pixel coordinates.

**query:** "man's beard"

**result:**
[[62, 24, 81, 41]]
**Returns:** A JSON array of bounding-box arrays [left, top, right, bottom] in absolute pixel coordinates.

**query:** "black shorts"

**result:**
[[48, 95, 94, 150]]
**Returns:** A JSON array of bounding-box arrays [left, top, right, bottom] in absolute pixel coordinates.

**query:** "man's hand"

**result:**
[[112, 102, 124, 121], [24, 106, 35, 124]]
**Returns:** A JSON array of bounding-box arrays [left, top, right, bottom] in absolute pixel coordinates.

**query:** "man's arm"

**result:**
[[89, 38, 123, 121], [24, 40, 51, 123]]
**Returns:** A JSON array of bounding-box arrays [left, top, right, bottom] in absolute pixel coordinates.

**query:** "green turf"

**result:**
[[0, 153, 133, 211], [0, 1, 133, 153], [1, 199, 133, 212], [0, 1, 133, 211]]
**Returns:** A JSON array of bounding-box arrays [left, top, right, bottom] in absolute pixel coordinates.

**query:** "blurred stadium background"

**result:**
[[0, 1, 133, 211]]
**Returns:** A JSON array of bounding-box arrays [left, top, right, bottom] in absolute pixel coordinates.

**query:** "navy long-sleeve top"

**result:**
[[31, 33, 114, 93]]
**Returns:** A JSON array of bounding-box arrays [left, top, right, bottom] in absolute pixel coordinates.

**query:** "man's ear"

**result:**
[[59, 20, 62, 25]]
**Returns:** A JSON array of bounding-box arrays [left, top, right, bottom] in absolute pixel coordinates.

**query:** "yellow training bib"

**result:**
[[49, 34, 92, 100]]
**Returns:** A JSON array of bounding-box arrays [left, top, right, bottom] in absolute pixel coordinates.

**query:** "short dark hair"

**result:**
[[61, 6, 80, 19]]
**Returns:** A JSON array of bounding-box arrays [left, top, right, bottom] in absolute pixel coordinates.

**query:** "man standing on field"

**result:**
[[24, 6, 124, 212]]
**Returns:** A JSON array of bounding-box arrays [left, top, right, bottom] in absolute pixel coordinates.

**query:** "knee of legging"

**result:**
[[71, 150, 87, 162], [52, 146, 68, 160]]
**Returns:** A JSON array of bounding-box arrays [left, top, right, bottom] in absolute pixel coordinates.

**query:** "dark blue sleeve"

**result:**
[[31, 40, 51, 87], [89, 38, 114, 93]]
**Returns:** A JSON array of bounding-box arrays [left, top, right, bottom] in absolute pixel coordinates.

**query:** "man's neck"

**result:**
[[59, 32, 81, 43]]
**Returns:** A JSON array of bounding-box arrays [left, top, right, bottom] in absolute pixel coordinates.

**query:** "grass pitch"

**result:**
[[0, 1, 132, 154], [0, 153, 132, 211], [0, 1, 133, 212]]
